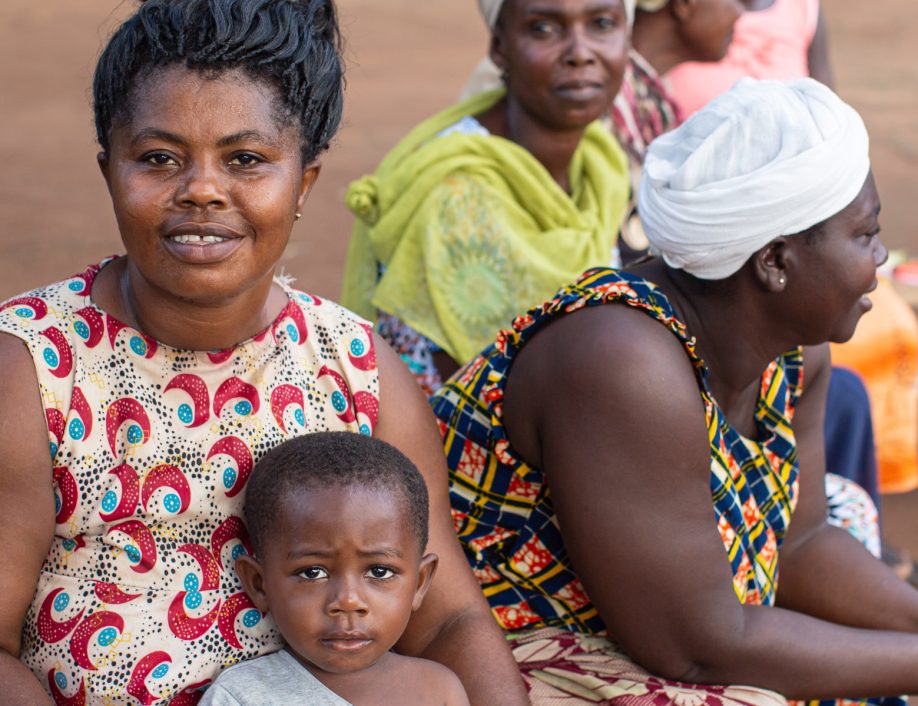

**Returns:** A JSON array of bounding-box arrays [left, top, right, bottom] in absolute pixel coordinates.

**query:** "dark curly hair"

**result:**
[[244, 432, 430, 558], [92, 0, 343, 165]]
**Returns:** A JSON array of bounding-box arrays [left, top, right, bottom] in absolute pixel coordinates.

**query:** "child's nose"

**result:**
[[327, 576, 369, 615]]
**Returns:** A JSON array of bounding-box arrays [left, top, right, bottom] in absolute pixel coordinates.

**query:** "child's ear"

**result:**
[[235, 554, 270, 613], [411, 553, 439, 612]]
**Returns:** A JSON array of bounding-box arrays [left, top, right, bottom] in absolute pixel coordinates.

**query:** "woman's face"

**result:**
[[789, 173, 887, 344], [493, 0, 629, 131], [99, 65, 319, 305], [680, 0, 743, 63]]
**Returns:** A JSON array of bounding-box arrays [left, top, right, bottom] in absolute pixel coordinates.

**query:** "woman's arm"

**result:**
[[505, 305, 918, 698], [808, 6, 835, 88], [0, 334, 57, 704], [777, 344, 918, 631], [372, 334, 529, 706]]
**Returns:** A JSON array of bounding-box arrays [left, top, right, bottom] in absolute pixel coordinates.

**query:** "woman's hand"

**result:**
[[0, 334, 57, 704], [372, 334, 529, 706]]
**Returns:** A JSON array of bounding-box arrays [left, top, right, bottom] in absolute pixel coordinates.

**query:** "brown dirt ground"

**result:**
[[2, 2, 918, 557]]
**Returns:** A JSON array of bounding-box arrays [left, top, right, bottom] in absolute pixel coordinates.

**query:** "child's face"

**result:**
[[236, 485, 436, 675]]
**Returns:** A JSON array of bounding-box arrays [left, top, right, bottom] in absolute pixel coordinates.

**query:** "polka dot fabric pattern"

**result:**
[[0, 258, 379, 705]]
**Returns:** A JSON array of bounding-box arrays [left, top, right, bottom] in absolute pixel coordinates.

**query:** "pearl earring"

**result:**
[[295, 212, 302, 220], [778, 276, 786, 286]]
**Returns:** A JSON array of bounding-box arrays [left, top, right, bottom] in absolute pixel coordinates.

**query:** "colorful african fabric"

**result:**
[[432, 267, 903, 705], [824, 472, 880, 558], [433, 267, 800, 633], [0, 259, 379, 705], [606, 50, 682, 255], [609, 50, 682, 170], [340, 88, 629, 366], [510, 627, 787, 705]]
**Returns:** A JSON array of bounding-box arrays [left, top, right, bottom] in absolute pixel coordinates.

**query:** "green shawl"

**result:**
[[341, 89, 629, 364]]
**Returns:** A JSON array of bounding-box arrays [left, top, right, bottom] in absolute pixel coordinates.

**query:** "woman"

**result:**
[[432, 79, 918, 703], [461, 0, 744, 260], [0, 1, 527, 704], [341, 0, 632, 394], [658, 0, 913, 564]]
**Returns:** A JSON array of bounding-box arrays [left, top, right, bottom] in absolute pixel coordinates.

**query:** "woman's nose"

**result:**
[[563, 27, 596, 65], [175, 160, 229, 209], [873, 236, 889, 268]]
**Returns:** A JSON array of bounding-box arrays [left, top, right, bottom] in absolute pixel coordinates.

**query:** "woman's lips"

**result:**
[[163, 225, 245, 264], [553, 80, 605, 102]]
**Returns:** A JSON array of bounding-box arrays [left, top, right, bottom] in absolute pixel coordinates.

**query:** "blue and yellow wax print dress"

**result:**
[[432, 267, 799, 632], [430, 266, 903, 706]]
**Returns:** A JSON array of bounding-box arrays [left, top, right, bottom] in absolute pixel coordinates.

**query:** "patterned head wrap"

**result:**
[[638, 78, 870, 280]]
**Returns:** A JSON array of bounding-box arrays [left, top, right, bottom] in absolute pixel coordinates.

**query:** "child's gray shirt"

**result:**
[[199, 649, 353, 705]]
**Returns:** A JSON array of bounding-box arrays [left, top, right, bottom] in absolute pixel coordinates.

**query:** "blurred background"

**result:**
[[1, 0, 917, 547]]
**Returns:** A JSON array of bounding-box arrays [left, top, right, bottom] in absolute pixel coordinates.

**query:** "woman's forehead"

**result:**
[[122, 65, 290, 139]]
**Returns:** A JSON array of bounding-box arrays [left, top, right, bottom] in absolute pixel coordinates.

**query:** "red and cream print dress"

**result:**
[[0, 259, 380, 705]]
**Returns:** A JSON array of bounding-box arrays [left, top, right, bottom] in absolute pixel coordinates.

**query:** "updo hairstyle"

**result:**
[[92, 0, 344, 165]]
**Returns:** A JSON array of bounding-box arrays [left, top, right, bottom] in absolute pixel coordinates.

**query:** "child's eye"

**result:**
[[365, 566, 396, 580], [298, 566, 328, 580], [142, 152, 178, 167]]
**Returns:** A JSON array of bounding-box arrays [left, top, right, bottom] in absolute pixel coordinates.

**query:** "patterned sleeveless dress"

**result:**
[[0, 259, 379, 705], [431, 267, 902, 706]]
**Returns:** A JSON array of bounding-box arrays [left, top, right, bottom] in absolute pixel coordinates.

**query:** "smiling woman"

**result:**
[[0, 1, 527, 704]]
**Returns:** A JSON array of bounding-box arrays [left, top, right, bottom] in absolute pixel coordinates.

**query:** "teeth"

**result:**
[[171, 234, 227, 244]]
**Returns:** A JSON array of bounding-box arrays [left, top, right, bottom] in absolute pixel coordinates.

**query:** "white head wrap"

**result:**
[[465, 0, 639, 99], [637, 77, 870, 280], [476, 0, 639, 30]]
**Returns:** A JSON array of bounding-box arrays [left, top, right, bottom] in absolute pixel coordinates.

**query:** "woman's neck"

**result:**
[[93, 257, 288, 350], [478, 95, 586, 193], [654, 265, 790, 414]]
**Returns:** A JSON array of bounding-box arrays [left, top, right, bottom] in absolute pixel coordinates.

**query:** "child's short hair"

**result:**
[[244, 432, 429, 557]]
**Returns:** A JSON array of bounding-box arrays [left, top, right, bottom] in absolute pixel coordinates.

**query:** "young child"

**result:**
[[201, 432, 469, 705]]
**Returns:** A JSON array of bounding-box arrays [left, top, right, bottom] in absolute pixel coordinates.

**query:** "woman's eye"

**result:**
[[143, 152, 177, 166], [366, 566, 396, 580], [229, 153, 261, 167], [298, 566, 328, 580], [529, 20, 558, 37], [593, 15, 620, 30]]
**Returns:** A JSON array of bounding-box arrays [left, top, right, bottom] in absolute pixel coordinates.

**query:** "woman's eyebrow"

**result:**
[[130, 128, 187, 147], [217, 130, 277, 147]]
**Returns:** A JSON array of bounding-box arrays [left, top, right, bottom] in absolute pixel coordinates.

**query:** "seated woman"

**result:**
[[657, 0, 912, 551], [341, 0, 633, 395], [0, 1, 528, 703], [462, 0, 744, 259], [432, 78, 918, 704]]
